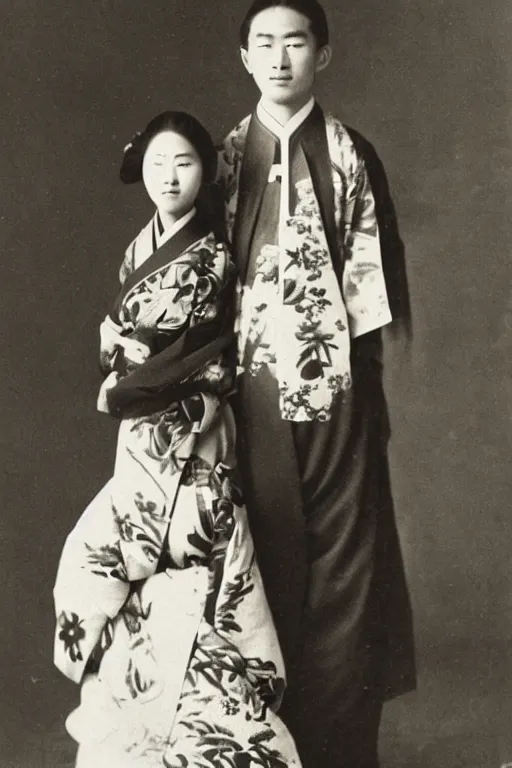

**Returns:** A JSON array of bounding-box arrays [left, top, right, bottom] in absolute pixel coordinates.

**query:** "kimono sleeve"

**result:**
[[53, 428, 173, 683], [118, 239, 136, 285], [53, 482, 131, 683], [213, 500, 286, 712], [342, 154, 393, 338]]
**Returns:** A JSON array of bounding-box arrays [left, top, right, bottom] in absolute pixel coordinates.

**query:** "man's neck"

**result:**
[[259, 94, 315, 127]]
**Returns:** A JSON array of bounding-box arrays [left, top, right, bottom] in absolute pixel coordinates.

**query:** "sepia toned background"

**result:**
[[1, 0, 510, 765]]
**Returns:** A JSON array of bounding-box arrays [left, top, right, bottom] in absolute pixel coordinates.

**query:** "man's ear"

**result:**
[[315, 44, 332, 73], [240, 47, 252, 74]]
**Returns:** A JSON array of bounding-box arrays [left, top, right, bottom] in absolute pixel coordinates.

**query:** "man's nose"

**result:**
[[272, 45, 291, 69]]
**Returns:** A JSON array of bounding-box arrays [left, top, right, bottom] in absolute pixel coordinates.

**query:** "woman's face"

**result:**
[[142, 130, 203, 225]]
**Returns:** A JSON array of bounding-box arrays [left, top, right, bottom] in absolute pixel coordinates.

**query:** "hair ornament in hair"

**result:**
[[123, 131, 143, 154]]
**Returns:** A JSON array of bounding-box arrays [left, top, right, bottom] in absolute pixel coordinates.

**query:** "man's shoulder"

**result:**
[[341, 124, 384, 171], [319, 105, 377, 154], [221, 114, 252, 148], [322, 110, 390, 185]]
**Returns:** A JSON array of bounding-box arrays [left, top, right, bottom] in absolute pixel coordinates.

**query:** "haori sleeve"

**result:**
[[342, 153, 393, 338], [215, 238, 236, 283], [214, 138, 232, 191], [213, 122, 249, 243]]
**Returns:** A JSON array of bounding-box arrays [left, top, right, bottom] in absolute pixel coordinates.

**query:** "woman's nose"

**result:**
[[164, 166, 179, 185]]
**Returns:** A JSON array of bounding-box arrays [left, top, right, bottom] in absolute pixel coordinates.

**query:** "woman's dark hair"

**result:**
[[120, 111, 217, 186], [240, 0, 329, 49]]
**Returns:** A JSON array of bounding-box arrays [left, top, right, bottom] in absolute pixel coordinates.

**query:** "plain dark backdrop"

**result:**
[[1, 1, 511, 765]]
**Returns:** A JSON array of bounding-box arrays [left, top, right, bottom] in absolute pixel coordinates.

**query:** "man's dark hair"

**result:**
[[240, 0, 329, 49]]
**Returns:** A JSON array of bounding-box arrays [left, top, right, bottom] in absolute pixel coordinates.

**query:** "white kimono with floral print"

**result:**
[[53, 212, 301, 768]]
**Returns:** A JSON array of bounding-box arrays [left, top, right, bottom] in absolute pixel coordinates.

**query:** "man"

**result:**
[[217, 1, 415, 766]]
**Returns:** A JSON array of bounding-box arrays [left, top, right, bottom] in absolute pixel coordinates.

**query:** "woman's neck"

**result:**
[[156, 207, 196, 246], [157, 207, 194, 231]]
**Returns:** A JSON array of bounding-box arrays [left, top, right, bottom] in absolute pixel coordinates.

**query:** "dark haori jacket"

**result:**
[[216, 102, 416, 731]]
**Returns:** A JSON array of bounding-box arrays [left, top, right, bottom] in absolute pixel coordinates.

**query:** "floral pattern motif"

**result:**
[[54, 223, 300, 768], [219, 112, 392, 421], [162, 624, 293, 768], [237, 184, 353, 421], [120, 244, 225, 340], [58, 612, 86, 663]]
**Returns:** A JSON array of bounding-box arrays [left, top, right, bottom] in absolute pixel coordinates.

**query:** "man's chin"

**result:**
[[262, 92, 302, 107]]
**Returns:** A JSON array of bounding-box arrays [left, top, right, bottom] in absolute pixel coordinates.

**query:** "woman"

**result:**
[[53, 111, 301, 768]]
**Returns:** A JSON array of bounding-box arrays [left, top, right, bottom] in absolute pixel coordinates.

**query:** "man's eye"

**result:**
[[257, 44, 272, 49], [287, 43, 304, 48]]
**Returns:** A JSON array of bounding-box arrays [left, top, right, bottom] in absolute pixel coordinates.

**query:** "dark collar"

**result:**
[[111, 213, 209, 322], [232, 103, 341, 286]]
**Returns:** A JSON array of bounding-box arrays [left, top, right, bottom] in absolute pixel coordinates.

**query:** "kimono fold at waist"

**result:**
[[106, 322, 235, 419]]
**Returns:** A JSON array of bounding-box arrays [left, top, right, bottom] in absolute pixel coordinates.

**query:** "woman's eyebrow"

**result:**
[[154, 152, 193, 159]]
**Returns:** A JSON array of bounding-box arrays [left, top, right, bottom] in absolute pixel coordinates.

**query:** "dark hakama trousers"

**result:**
[[234, 338, 415, 768]]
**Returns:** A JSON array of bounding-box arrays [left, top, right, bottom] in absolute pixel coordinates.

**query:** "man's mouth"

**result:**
[[270, 76, 292, 82]]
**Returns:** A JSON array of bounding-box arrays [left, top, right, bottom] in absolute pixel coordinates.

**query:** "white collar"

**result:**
[[156, 207, 196, 247], [256, 97, 315, 143]]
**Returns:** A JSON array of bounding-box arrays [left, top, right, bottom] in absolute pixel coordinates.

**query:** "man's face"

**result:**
[[241, 6, 331, 111]]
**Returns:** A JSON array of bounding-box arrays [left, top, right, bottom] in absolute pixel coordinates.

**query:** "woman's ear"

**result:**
[[315, 45, 332, 73], [240, 46, 252, 75]]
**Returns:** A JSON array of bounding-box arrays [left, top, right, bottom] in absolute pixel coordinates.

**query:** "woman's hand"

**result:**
[[99, 316, 125, 353], [121, 337, 152, 368], [97, 371, 120, 413], [99, 316, 125, 373], [99, 315, 151, 371]]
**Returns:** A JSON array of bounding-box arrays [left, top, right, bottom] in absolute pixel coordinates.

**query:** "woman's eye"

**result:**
[[177, 162, 192, 168]]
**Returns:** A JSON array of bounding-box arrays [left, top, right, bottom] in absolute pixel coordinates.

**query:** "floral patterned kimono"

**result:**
[[53, 209, 301, 768]]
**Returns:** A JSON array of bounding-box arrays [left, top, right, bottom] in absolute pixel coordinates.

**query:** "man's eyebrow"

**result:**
[[254, 31, 309, 40]]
